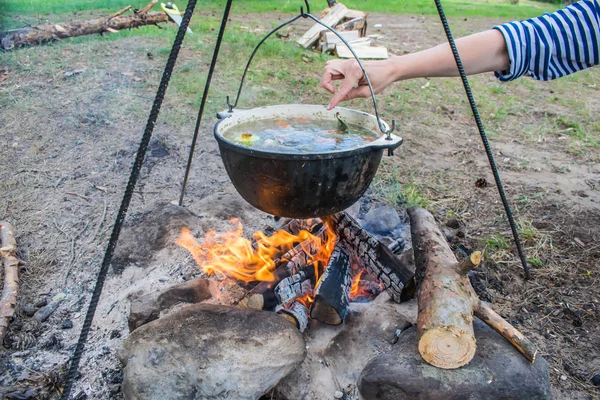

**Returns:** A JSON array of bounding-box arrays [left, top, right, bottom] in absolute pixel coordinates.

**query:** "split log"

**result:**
[[277, 301, 309, 332], [408, 207, 537, 369], [336, 45, 388, 59], [0, 1, 169, 50], [337, 17, 367, 36], [310, 244, 351, 325], [0, 222, 20, 341], [297, 3, 348, 49], [329, 212, 414, 303]]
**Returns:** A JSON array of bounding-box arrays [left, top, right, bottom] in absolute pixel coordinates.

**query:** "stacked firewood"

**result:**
[[297, 2, 389, 59], [239, 213, 415, 331]]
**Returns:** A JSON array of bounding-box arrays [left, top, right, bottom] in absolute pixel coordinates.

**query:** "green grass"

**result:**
[[1, 0, 561, 30], [483, 233, 511, 251]]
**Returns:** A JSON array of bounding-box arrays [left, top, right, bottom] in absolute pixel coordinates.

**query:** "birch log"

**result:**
[[0, 222, 19, 342]]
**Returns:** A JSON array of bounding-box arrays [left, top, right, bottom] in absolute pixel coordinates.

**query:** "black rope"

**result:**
[[433, 0, 531, 279], [178, 0, 234, 206], [60, 1, 198, 398]]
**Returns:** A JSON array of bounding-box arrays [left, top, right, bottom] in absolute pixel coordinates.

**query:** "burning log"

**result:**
[[242, 263, 318, 311], [408, 207, 538, 369], [329, 212, 414, 303], [310, 244, 352, 325], [0, 222, 20, 342], [240, 223, 328, 310], [277, 301, 309, 332], [275, 265, 317, 306], [0, 1, 169, 50]]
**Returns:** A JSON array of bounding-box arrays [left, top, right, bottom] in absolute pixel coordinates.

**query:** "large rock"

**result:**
[[362, 205, 401, 235], [359, 319, 551, 400], [128, 277, 216, 332], [274, 293, 417, 400], [112, 203, 201, 273], [120, 303, 306, 400]]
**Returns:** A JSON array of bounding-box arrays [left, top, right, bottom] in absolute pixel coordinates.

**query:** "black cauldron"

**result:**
[[214, 105, 402, 218]]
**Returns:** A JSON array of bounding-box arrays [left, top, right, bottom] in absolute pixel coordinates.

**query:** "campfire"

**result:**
[[175, 214, 411, 331]]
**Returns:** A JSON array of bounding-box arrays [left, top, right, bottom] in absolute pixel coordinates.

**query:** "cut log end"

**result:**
[[418, 327, 477, 369], [310, 297, 343, 325]]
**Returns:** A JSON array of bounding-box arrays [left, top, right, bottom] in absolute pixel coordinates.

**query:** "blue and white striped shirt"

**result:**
[[493, 0, 599, 81]]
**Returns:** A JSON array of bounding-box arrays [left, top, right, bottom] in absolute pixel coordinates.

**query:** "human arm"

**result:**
[[322, 0, 600, 109], [321, 29, 509, 109]]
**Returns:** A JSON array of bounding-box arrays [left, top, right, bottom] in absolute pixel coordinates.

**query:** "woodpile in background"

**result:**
[[297, 2, 389, 59]]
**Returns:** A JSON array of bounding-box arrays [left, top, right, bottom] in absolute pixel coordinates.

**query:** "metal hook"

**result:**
[[226, 95, 233, 112], [384, 120, 396, 140], [303, 0, 311, 15]]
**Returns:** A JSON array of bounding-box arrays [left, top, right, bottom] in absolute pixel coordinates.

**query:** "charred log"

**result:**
[[240, 223, 328, 310], [310, 244, 351, 325], [328, 212, 414, 303], [277, 301, 309, 332]]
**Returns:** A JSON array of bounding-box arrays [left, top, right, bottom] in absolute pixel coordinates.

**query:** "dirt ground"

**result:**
[[0, 9, 599, 400]]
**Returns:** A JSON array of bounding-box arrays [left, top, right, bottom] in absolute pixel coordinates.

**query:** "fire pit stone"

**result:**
[[120, 303, 306, 400]]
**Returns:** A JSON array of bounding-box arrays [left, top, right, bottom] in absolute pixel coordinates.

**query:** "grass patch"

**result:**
[[483, 233, 511, 251], [1, 0, 561, 30], [374, 167, 429, 208]]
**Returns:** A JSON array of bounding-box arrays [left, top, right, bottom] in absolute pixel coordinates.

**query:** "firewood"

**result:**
[[241, 263, 318, 311], [0, 222, 20, 341], [328, 212, 414, 303], [408, 207, 537, 369], [277, 301, 309, 332], [337, 17, 366, 35], [310, 244, 351, 325], [275, 264, 317, 306], [335, 45, 388, 59], [0, 1, 169, 50], [240, 223, 328, 310], [297, 3, 348, 49]]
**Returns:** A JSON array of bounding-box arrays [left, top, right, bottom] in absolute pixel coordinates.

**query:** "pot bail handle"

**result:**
[[226, 4, 396, 139]]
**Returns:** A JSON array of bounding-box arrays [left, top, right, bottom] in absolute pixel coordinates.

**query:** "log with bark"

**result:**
[[328, 212, 414, 303], [277, 301, 309, 332], [310, 243, 352, 325], [1, 1, 169, 50], [408, 207, 538, 369], [0, 222, 20, 342]]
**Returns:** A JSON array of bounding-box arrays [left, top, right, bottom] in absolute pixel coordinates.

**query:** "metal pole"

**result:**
[[179, 0, 234, 206]]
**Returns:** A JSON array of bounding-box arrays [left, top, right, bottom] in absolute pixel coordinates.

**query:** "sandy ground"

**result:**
[[0, 9, 599, 400]]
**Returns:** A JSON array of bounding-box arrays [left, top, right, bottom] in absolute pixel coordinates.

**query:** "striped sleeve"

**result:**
[[492, 0, 599, 81]]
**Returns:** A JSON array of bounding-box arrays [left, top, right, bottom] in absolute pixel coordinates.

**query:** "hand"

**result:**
[[320, 58, 397, 110]]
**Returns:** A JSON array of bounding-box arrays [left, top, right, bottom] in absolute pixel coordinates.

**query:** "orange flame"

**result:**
[[350, 270, 364, 297], [176, 218, 336, 284]]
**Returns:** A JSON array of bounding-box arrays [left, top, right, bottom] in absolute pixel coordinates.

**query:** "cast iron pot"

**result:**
[[214, 104, 402, 218]]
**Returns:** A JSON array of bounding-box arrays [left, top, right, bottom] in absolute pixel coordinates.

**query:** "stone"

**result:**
[[358, 319, 551, 400], [128, 277, 215, 332], [362, 206, 401, 235], [275, 293, 417, 400], [111, 203, 200, 273], [120, 303, 306, 400], [22, 304, 37, 317], [60, 320, 73, 329], [591, 374, 600, 386]]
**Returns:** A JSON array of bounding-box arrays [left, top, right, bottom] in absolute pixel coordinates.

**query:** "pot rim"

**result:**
[[213, 104, 402, 160]]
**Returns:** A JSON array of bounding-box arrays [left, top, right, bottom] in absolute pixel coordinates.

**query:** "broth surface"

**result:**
[[223, 116, 379, 153]]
